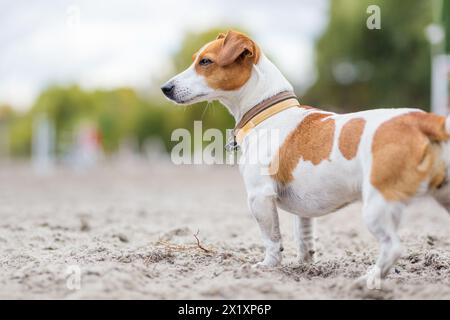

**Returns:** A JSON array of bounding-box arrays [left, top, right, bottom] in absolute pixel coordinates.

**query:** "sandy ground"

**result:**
[[0, 160, 449, 300]]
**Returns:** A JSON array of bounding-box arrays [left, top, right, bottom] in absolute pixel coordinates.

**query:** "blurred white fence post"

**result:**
[[426, 22, 449, 115], [32, 114, 55, 174], [431, 54, 450, 115], [72, 122, 100, 170]]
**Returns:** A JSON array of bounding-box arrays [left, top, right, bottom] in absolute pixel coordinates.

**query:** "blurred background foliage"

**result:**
[[0, 0, 446, 158], [306, 0, 433, 111]]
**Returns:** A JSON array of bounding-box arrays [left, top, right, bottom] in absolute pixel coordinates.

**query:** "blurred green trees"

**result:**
[[305, 0, 433, 111], [443, 0, 450, 53], [7, 86, 170, 157], [0, 105, 14, 120]]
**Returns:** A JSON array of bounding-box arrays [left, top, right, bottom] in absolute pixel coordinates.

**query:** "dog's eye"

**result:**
[[199, 58, 213, 66]]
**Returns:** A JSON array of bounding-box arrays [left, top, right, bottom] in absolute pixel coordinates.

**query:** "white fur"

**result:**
[[165, 44, 450, 283], [217, 55, 293, 121], [446, 115, 450, 135], [432, 140, 450, 211], [163, 63, 213, 104]]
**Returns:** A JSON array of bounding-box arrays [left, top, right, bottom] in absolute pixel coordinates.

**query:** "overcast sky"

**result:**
[[0, 0, 329, 110]]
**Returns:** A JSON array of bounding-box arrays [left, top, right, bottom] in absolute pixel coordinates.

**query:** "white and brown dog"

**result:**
[[162, 30, 450, 282]]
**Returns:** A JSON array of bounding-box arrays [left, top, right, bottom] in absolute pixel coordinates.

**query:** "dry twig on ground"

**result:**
[[193, 230, 210, 253]]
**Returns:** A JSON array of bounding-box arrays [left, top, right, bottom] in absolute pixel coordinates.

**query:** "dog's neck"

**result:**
[[218, 54, 294, 123]]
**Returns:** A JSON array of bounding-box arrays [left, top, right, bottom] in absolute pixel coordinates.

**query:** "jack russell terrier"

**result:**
[[162, 30, 450, 282]]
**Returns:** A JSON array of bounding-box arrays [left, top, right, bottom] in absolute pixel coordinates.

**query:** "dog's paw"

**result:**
[[351, 275, 369, 290], [298, 250, 315, 264], [252, 258, 280, 269], [252, 262, 272, 269], [350, 274, 394, 299], [352, 267, 382, 291]]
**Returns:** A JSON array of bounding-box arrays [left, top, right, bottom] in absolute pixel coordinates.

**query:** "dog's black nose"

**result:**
[[161, 83, 175, 97]]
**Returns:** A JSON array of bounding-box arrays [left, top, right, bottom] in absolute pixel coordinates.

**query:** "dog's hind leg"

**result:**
[[433, 183, 450, 214], [431, 142, 450, 214], [249, 193, 282, 267], [293, 216, 315, 263], [361, 190, 404, 286]]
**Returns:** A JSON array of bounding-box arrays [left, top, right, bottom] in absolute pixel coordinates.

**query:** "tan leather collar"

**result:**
[[232, 91, 300, 145]]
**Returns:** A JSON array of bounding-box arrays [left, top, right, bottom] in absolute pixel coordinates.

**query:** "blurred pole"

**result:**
[[32, 114, 55, 175], [72, 122, 100, 170], [431, 55, 448, 115], [428, 0, 449, 115]]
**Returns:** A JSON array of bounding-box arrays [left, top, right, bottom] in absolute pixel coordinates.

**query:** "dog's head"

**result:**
[[161, 30, 260, 105]]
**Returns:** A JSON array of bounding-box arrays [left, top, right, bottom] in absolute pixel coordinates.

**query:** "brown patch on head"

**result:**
[[194, 30, 260, 91], [339, 118, 366, 160], [271, 113, 336, 184], [371, 112, 450, 201]]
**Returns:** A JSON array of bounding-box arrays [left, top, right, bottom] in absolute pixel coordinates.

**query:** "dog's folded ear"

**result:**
[[216, 32, 226, 40], [216, 30, 260, 67]]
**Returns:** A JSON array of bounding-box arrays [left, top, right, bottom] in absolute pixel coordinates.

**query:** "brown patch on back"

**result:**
[[271, 113, 336, 184], [339, 118, 366, 160], [194, 31, 260, 91], [371, 111, 450, 201]]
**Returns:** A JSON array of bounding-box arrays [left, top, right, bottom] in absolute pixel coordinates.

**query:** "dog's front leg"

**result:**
[[249, 194, 282, 267]]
